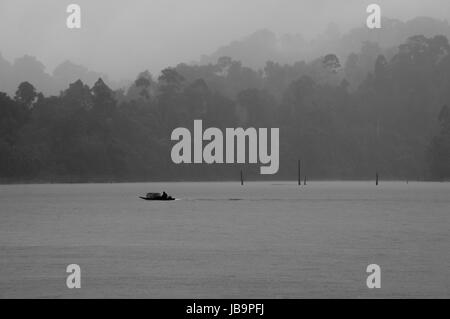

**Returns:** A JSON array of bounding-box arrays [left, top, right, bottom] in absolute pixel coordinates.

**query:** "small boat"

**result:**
[[139, 192, 176, 201]]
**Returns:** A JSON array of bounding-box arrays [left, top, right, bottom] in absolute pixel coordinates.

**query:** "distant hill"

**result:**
[[2, 16, 450, 98], [0, 54, 122, 97], [199, 17, 450, 69]]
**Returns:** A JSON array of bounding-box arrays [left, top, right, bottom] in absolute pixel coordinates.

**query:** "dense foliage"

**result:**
[[1, 35, 449, 182]]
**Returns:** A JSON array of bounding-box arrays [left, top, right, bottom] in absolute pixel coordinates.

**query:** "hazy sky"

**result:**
[[1, 0, 450, 80]]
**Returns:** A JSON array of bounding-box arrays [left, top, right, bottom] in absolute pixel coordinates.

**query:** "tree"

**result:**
[[429, 105, 450, 180], [15, 81, 37, 108], [134, 70, 153, 99], [62, 79, 93, 111], [183, 79, 210, 118], [236, 88, 275, 126], [91, 78, 116, 114], [322, 54, 341, 74], [158, 68, 185, 95], [216, 56, 233, 74], [374, 55, 388, 78]]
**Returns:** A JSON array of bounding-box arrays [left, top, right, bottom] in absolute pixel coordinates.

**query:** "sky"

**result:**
[[1, 0, 450, 81]]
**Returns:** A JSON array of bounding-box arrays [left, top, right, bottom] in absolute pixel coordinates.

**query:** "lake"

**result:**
[[0, 181, 448, 298]]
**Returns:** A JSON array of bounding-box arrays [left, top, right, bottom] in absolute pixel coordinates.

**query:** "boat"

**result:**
[[139, 192, 176, 201]]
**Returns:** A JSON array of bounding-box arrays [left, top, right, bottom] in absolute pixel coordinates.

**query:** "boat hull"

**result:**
[[139, 196, 176, 201]]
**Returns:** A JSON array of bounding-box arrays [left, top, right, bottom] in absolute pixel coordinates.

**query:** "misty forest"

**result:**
[[1, 18, 450, 182]]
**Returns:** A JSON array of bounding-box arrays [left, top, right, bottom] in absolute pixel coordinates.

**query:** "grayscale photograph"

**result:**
[[0, 0, 449, 301]]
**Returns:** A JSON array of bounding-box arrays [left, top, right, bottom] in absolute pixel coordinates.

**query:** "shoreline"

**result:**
[[0, 179, 447, 186]]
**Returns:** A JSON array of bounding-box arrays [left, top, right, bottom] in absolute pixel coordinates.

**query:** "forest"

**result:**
[[1, 34, 450, 182]]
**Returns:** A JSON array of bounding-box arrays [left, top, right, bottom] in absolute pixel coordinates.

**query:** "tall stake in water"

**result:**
[[376, 172, 379, 186], [240, 170, 244, 186]]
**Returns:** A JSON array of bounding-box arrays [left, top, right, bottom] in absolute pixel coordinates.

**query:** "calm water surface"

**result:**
[[0, 181, 449, 298]]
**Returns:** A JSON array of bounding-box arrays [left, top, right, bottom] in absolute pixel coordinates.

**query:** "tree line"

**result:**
[[0, 35, 449, 182]]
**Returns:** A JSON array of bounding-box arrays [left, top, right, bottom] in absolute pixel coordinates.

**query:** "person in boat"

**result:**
[[161, 191, 168, 200]]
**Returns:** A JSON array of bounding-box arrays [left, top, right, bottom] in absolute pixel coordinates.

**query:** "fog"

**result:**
[[1, 0, 450, 80]]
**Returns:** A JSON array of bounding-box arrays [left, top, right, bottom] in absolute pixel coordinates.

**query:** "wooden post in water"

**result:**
[[304, 175, 307, 186], [298, 160, 301, 186], [376, 172, 379, 186], [240, 170, 244, 186]]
